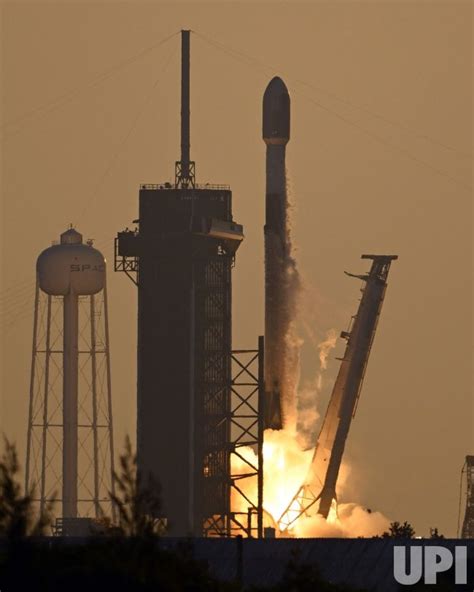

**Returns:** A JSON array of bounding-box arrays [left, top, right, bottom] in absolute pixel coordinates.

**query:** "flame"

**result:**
[[230, 329, 350, 535], [230, 399, 390, 538], [230, 428, 313, 528], [231, 432, 349, 535], [262, 429, 314, 521]]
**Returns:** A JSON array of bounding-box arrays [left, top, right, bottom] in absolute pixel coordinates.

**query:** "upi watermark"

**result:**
[[394, 545, 468, 586]]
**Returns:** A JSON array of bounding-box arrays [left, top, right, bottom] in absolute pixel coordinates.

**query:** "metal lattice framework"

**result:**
[[197, 256, 232, 536], [461, 456, 474, 538], [114, 235, 138, 286], [229, 339, 264, 538], [25, 278, 116, 523], [202, 339, 264, 538], [115, 242, 261, 537]]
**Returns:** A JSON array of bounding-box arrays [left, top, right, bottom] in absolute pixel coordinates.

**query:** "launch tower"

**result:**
[[115, 31, 244, 536]]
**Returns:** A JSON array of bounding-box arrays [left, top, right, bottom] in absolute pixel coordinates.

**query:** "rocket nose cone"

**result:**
[[264, 76, 289, 96], [263, 77, 290, 144]]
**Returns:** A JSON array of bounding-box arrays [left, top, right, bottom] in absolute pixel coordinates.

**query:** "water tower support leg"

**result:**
[[63, 292, 78, 518]]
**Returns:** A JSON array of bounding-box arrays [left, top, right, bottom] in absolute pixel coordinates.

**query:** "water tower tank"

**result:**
[[37, 228, 105, 295]]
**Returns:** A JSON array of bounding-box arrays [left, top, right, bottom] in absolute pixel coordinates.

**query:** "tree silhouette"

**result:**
[[382, 521, 416, 539], [429, 527, 445, 539], [0, 437, 53, 538], [110, 435, 166, 536]]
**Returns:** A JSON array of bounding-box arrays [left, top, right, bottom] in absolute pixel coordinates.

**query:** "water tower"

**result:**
[[25, 227, 115, 533]]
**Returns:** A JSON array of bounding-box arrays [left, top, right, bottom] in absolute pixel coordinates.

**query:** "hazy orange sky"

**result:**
[[1, 1, 472, 536]]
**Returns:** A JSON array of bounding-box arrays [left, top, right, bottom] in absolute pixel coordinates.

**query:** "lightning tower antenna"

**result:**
[[461, 456, 474, 538], [175, 29, 195, 188]]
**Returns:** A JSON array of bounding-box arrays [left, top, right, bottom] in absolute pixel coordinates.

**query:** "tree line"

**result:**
[[0, 436, 442, 591]]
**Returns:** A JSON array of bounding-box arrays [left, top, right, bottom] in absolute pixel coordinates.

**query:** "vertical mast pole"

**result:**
[[257, 335, 265, 539], [176, 30, 195, 187], [181, 29, 190, 183]]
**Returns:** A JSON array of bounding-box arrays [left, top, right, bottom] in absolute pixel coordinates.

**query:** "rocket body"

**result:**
[[263, 77, 296, 430]]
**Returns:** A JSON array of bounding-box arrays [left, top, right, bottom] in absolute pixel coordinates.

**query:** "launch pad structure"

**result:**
[[114, 30, 398, 539], [115, 31, 263, 537]]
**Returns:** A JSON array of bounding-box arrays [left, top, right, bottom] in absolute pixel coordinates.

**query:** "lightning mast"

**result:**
[[461, 456, 474, 538], [279, 254, 397, 531]]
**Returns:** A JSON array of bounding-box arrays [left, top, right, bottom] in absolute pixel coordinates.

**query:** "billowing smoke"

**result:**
[[249, 172, 391, 538], [264, 170, 302, 431], [318, 329, 338, 372], [230, 434, 391, 538], [277, 174, 302, 431], [293, 503, 390, 538], [296, 328, 337, 449]]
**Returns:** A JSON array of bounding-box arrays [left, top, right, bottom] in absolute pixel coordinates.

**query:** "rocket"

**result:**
[[263, 77, 294, 430]]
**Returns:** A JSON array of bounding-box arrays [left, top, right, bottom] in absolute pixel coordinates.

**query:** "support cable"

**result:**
[[194, 31, 471, 192], [2, 31, 178, 135]]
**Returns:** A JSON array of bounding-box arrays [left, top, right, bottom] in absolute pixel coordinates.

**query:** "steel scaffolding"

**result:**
[[461, 456, 474, 538], [203, 338, 264, 537]]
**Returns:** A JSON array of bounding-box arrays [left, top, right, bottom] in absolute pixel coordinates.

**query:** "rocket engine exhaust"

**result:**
[[263, 77, 299, 430]]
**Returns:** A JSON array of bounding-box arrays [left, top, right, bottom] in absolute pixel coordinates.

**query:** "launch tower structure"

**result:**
[[25, 228, 115, 533], [279, 254, 397, 531], [461, 456, 474, 538], [115, 31, 246, 536]]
